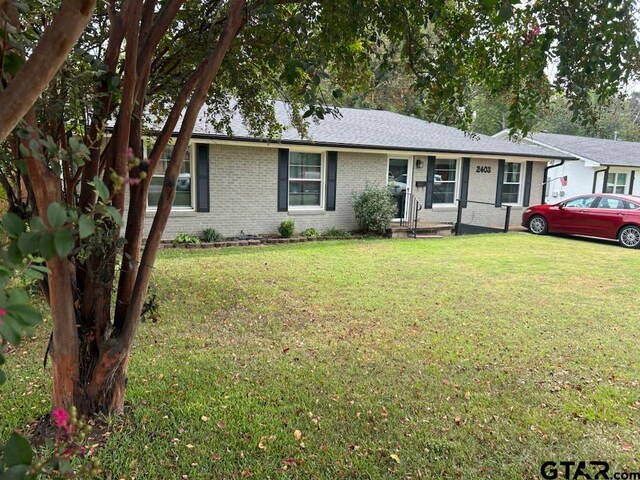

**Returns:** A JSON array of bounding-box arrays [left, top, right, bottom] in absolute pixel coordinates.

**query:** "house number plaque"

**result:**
[[476, 166, 492, 173]]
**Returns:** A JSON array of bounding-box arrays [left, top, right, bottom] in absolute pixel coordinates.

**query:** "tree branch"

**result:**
[[0, 0, 96, 143], [118, 0, 247, 348]]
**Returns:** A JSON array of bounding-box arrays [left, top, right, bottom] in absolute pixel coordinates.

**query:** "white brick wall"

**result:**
[[414, 157, 545, 228], [126, 144, 546, 239], [138, 144, 386, 239]]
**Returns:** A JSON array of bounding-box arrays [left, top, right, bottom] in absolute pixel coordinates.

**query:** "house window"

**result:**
[[289, 152, 323, 207], [148, 144, 193, 208], [606, 172, 627, 194], [501, 162, 522, 204], [433, 159, 457, 204]]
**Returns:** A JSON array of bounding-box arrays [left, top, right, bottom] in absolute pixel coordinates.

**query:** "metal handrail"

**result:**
[[454, 198, 512, 236], [400, 190, 423, 238]]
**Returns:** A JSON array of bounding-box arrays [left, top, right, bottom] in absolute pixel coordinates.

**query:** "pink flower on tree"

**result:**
[[127, 147, 135, 160], [0, 307, 6, 326], [52, 408, 71, 432]]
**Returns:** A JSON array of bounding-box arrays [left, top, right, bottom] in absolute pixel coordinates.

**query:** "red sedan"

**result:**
[[522, 193, 640, 248]]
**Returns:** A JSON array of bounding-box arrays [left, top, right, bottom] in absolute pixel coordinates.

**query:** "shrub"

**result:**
[[172, 232, 200, 244], [278, 219, 295, 238], [322, 227, 351, 238], [351, 184, 397, 235], [300, 227, 320, 237], [201, 228, 223, 242]]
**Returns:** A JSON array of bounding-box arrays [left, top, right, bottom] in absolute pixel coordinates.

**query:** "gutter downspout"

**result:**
[[592, 168, 608, 194], [630, 170, 635, 195], [542, 160, 565, 204], [601, 166, 610, 193]]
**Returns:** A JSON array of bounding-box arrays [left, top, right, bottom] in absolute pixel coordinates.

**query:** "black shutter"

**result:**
[[630, 170, 636, 195], [326, 151, 337, 211], [277, 148, 289, 212], [424, 156, 436, 209], [495, 159, 505, 207], [522, 161, 534, 207], [460, 157, 470, 208], [196, 144, 210, 212]]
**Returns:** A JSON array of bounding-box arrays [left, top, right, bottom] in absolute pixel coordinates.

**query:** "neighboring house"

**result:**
[[493, 131, 639, 203], [135, 103, 572, 239]]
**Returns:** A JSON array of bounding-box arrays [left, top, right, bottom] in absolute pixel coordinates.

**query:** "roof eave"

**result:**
[[188, 132, 574, 160]]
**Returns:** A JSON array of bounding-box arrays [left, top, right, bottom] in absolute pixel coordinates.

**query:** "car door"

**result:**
[[550, 195, 598, 234], [587, 196, 629, 239]]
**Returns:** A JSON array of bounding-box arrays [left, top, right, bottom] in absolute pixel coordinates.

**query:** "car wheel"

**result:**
[[618, 225, 640, 248], [528, 215, 548, 235]]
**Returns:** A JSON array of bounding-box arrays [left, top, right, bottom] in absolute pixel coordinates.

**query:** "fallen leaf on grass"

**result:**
[[622, 444, 633, 451], [283, 457, 300, 467], [390, 454, 400, 463], [454, 416, 462, 425], [216, 421, 225, 429], [293, 430, 302, 441], [211, 454, 222, 461], [201, 416, 209, 422], [186, 444, 194, 449]]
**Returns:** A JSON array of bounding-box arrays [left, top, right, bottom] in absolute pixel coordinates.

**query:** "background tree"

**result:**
[[0, 0, 638, 418]]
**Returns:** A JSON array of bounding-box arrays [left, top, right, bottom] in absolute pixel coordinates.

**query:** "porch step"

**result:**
[[415, 234, 444, 239], [390, 223, 454, 239]]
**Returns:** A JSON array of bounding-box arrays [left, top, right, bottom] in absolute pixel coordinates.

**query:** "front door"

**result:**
[[387, 157, 412, 220]]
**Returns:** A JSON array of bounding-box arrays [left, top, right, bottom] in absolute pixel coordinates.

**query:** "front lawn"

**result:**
[[2, 234, 640, 478]]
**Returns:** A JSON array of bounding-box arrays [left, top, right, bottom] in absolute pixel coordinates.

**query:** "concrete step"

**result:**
[[414, 234, 444, 239], [390, 223, 454, 238]]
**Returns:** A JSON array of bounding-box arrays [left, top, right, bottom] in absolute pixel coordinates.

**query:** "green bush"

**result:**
[[278, 219, 295, 238], [201, 228, 223, 242], [351, 184, 397, 235], [322, 227, 351, 238], [172, 232, 200, 244], [300, 227, 320, 237]]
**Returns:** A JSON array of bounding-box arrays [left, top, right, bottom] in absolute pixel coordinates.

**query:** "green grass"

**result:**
[[2, 233, 640, 479]]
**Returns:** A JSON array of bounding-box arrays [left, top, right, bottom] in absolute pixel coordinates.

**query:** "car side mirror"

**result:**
[[558, 202, 566, 209]]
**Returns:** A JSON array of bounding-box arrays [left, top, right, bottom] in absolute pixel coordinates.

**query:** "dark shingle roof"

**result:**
[[529, 132, 640, 167], [181, 102, 570, 160]]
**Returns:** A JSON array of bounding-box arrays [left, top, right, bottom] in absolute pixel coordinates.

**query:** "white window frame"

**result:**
[[502, 161, 524, 205], [146, 142, 196, 211], [432, 157, 459, 206], [606, 172, 628, 194], [288, 149, 325, 211]]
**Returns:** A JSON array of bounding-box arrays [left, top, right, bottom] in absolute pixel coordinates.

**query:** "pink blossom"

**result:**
[[126, 177, 142, 186], [52, 408, 70, 431], [0, 308, 7, 316], [532, 23, 541, 36], [127, 147, 135, 160]]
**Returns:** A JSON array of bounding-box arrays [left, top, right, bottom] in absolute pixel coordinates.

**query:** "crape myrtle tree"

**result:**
[[0, 0, 638, 416]]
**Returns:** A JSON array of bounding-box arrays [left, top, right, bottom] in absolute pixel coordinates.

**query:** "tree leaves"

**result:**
[[54, 229, 74, 258], [46, 203, 67, 229], [2, 433, 33, 468], [2, 213, 25, 238], [91, 176, 110, 202], [78, 215, 95, 240]]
